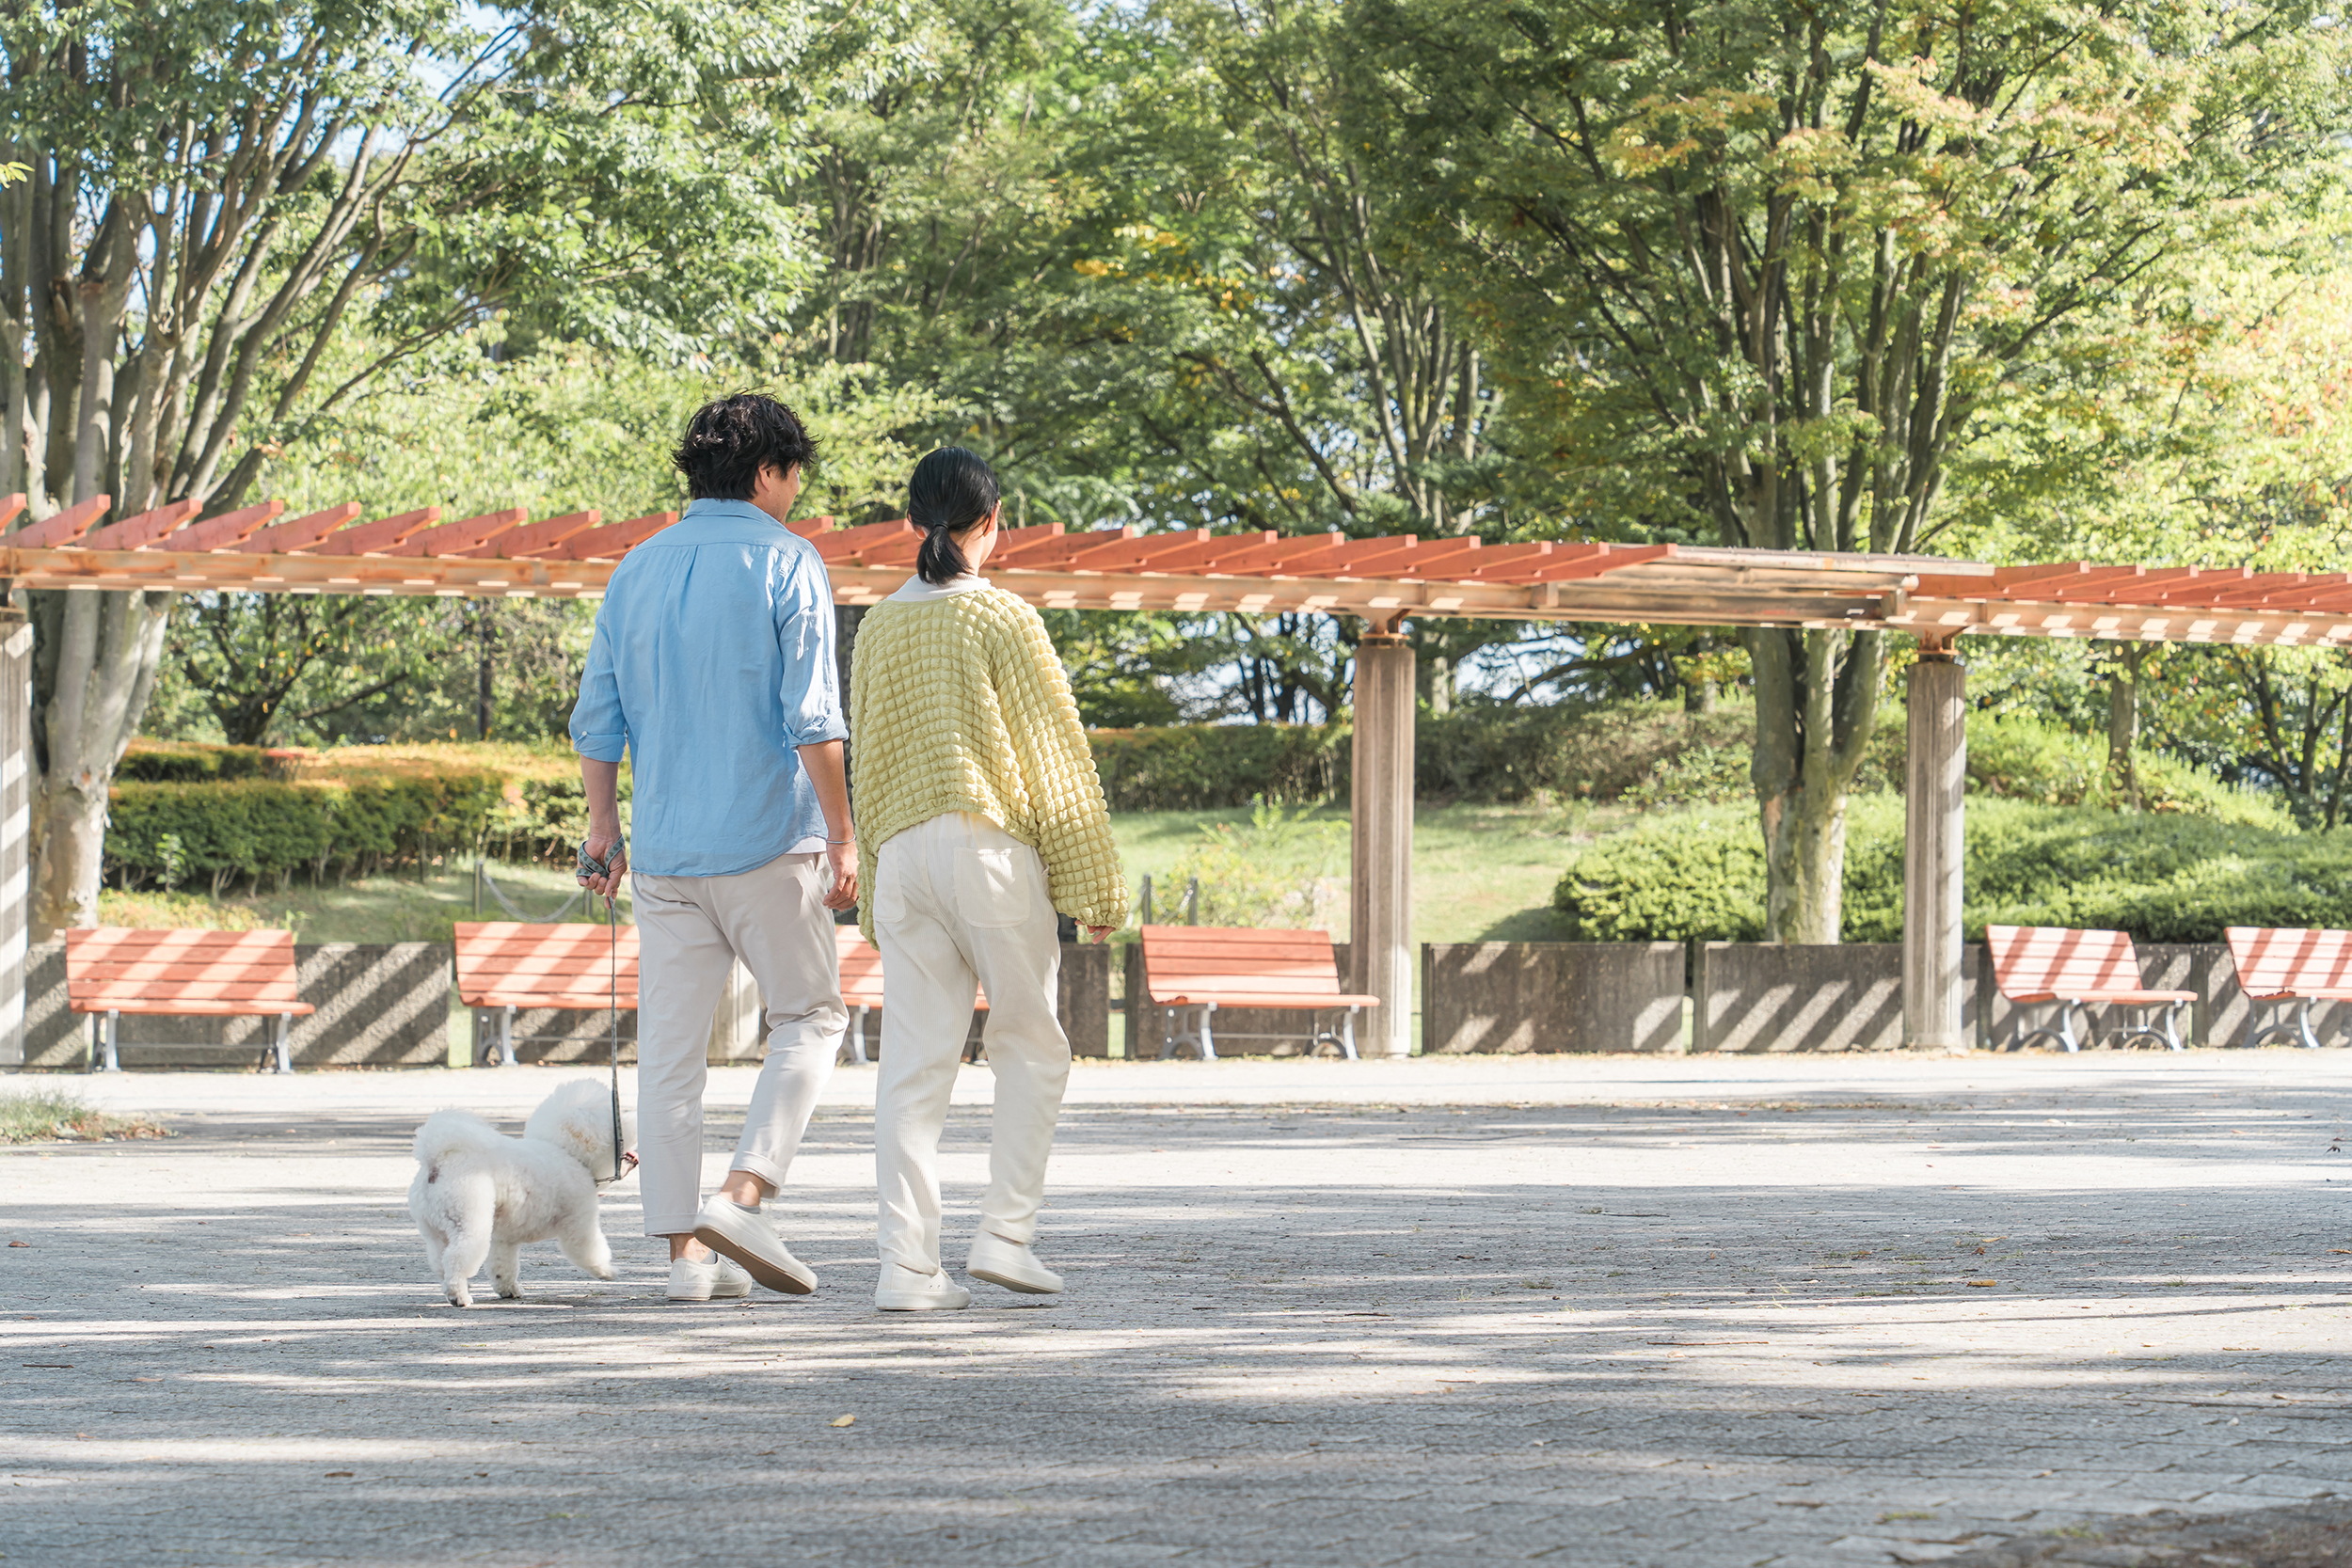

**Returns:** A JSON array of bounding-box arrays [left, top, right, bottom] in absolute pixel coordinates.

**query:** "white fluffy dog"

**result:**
[[407, 1079, 634, 1307]]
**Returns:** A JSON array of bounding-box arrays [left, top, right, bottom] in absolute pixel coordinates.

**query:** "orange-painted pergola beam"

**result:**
[[5, 495, 2351, 647]]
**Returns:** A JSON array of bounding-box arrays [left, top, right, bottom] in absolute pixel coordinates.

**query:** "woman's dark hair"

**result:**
[[909, 446, 1002, 584], [671, 392, 819, 501]]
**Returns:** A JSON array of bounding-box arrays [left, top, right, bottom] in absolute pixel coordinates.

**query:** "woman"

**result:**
[[849, 447, 1127, 1311]]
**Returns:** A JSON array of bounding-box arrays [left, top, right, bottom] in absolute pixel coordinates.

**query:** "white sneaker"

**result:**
[[691, 1196, 817, 1295], [966, 1231, 1062, 1294], [666, 1254, 753, 1302], [874, 1265, 972, 1312]]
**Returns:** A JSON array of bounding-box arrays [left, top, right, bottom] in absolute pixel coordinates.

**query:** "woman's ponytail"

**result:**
[[908, 447, 1002, 586]]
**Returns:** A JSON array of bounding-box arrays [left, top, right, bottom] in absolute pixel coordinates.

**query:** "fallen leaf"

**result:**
[[830, 1414, 856, 1428], [1965, 1279, 1997, 1288], [8, 1240, 27, 1247], [1974, 1246, 1987, 1256], [325, 1470, 353, 1477]]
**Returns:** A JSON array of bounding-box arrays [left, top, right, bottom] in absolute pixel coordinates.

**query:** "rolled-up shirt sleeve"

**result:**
[[776, 551, 849, 748], [569, 609, 629, 763]]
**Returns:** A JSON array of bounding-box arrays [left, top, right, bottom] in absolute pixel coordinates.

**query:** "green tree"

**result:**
[[1357, 0, 2352, 940], [0, 0, 818, 935]]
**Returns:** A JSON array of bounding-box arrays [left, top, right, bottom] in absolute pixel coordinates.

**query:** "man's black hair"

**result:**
[[671, 392, 820, 501]]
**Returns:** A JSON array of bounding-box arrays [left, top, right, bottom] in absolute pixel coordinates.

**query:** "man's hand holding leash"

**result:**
[[578, 830, 628, 899]]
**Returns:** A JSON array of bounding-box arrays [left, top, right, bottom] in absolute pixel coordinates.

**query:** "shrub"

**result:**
[[1089, 723, 1345, 810], [1148, 800, 1348, 931], [119, 739, 269, 783], [104, 765, 502, 893], [1555, 798, 2352, 944]]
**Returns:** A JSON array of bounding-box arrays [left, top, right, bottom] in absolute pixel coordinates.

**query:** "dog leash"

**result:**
[[577, 840, 635, 1187]]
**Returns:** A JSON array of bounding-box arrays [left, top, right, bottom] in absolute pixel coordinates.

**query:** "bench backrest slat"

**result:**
[[835, 927, 986, 1009], [1986, 925, 2143, 996], [1140, 925, 1349, 1002], [454, 922, 639, 1006], [2225, 926, 2352, 993], [65, 927, 303, 1009], [837, 929, 885, 1006]]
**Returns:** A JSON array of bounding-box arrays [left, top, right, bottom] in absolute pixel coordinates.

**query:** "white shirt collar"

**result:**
[[886, 574, 990, 603]]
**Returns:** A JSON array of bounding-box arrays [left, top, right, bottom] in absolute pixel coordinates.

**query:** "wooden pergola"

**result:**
[[5, 489, 2344, 1064]]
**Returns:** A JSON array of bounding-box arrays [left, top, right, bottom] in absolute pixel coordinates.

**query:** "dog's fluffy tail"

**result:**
[[412, 1108, 509, 1168]]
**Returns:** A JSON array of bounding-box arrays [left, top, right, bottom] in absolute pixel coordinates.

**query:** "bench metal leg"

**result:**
[[273, 1012, 294, 1074], [1306, 1006, 1360, 1061], [2242, 998, 2322, 1050], [2008, 1000, 2082, 1053], [1158, 1003, 1216, 1061], [841, 1005, 870, 1065], [497, 1005, 517, 1068], [2113, 1002, 2186, 1053], [101, 1009, 121, 1073]]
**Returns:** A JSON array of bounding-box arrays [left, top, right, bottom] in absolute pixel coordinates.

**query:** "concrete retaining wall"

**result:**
[[1422, 942, 1683, 1054], [1695, 942, 1982, 1053], [25, 942, 453, 1069], [17, 929, 2321, 1069]]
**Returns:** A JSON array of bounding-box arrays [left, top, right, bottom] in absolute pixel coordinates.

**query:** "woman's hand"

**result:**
[[822, 839, 859, 911], [1084, 925, 1116, 943]]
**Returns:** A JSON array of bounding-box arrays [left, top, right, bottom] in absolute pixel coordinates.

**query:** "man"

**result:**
[[571, 391, 855, 1304]]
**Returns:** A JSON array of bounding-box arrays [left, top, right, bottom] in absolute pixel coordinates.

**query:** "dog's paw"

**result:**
[[587, 1258, 615, 1280], [445, 1289, 472, 1307], [495, 1282, 521, 1300]]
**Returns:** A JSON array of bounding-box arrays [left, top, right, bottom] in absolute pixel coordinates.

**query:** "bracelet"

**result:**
[[826, 837, 854, 845]]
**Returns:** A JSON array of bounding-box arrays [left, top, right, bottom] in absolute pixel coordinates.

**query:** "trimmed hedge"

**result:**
[[105, 768, 502, 893], [1554, 797, 2352, 944], [1089, 723, 1345, 810], [119, 739, 270, 783]]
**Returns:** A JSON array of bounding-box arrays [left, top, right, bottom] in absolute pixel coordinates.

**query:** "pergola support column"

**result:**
[[1350, 629, 1414, 1058], [1902, 644, 1967, 1053], [0, 610, 28, 1069]]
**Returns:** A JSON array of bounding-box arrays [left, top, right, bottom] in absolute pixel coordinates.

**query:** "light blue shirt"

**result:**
[[569, 499, 846, 877]]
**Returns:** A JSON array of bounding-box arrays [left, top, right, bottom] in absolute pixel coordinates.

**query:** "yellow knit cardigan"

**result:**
[[849, 585, 1127, 944]]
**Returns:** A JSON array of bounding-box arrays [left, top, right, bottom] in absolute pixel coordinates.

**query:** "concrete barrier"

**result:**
[[1422, 942, 1683, 1054], [24, 942, 453, 1069], [1695, 942, 1982, 1053]]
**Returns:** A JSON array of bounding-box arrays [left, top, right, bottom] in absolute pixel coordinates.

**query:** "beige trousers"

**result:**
[[631, 851, 847, 1237], [872, 813, 1071, 1276]]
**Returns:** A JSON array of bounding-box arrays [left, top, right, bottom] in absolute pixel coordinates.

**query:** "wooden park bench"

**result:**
[[455, 922, 638, 1067], [2224, 927, 2352, 1050], [67, 927, 312, 1073], [1986, 925, 2192, 1053], [1138, 925, 1375, 1061], [835, 927, 988, 1064]]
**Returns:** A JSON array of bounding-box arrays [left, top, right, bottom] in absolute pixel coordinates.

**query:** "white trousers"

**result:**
[[872, 813, 1071, 1276], [631, 851, 847, 1237]]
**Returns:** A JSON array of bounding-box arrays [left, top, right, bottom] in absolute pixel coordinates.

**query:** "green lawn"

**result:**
[[95, 805, 1589, 949], [99, 861, 630, 945], [1108, 801, 1587, 945]]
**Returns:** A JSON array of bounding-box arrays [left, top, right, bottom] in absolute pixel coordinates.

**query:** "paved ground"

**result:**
[[4, 1051, 2348, 1567]]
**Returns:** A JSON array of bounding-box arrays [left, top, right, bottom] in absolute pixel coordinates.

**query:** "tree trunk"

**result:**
[[1759, 777, 1847, 945], [2106, 644, 2142, 812], [1748, 626, 1880, 943], [27, 587, 173, 939]]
